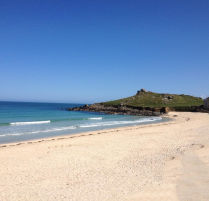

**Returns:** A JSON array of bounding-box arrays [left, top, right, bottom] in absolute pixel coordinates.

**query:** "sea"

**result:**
[[0, 101, 169, 144]]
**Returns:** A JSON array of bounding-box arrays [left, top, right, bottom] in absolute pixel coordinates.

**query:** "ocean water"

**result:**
[[0, 101, 169, 144]]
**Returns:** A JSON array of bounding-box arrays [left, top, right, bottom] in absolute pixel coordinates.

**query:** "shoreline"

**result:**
[[0, 114, 173, 147], [0, 114, 171, 146], [1, 112, 209, 200]]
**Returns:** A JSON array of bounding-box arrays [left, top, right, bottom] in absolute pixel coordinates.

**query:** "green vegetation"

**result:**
[[103, 91, 203, 109]]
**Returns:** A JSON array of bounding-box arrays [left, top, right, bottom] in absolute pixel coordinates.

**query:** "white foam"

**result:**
[[80, 124, 101, 128], [7, 133, 22, 136], [42, 126, 76, 132], [88, 117, 102, 120], [3, 126, 77, 137], [79, 117, 162, 128], [3, 117, 162, 138], [10, 120, 51, 125]]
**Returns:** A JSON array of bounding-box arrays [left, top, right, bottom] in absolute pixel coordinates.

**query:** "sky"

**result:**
[[0, 0, 209, 103]]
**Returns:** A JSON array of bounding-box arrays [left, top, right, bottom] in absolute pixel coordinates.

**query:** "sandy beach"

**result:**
[[0, 112, 209, 201]]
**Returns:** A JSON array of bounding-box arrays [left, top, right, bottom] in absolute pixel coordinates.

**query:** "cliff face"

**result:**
[[68, 103, 169, 116]]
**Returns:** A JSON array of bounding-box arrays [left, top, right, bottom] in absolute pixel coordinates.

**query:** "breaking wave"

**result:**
[[0, 126, 76, 137], [79, 117, 162, 128], [10, 121, 51, 125], [88, 117, 103, 120]]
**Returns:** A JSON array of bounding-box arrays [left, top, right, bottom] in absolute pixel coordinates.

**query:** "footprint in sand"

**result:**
[[192, 144, 204, 149]]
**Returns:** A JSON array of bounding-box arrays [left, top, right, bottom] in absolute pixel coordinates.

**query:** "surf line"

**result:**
[[10, 120, 51, 125]]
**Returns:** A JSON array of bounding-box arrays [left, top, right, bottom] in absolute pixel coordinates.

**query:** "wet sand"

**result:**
[[0, 112, 209, 201]]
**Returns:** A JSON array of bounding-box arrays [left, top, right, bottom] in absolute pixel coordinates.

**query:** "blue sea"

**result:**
[[0, 101, 168, 144]]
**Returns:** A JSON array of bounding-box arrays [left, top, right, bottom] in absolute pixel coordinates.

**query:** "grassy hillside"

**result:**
[[103, 91, 203, 109]]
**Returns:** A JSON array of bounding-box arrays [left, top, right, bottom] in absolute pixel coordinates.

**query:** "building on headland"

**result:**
[[204, 97, 209, 108], [136, 89, 146, 95]]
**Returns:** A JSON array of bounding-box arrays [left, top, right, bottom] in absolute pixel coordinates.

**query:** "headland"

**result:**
[[68, 89, 206, 115]]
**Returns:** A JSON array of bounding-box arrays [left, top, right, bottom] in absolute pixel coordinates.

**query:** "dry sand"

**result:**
[[0, 112, 209, 201]]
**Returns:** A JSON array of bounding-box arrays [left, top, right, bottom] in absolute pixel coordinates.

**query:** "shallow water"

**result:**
[[0, 101, 170, 144]]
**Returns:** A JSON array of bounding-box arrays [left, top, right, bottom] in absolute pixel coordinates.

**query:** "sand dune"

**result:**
[[0, 112, 209, 201]]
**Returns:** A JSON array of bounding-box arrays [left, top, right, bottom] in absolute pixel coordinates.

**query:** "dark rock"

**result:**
[[67, 103, 169, 116], [160, 107, 169, 113]]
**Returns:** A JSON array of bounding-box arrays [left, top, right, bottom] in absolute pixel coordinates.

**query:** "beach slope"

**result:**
[[0, 112, 209, 201]]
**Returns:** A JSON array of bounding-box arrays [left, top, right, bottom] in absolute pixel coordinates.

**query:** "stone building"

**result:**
[[204, 97, 209, 108], [136, 89, 146, 95]]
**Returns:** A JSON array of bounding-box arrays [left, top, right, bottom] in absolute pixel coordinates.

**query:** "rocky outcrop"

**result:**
[[190, 105, 209, 113], [67, 103, 205, 115], [68, 103, 170, 116]]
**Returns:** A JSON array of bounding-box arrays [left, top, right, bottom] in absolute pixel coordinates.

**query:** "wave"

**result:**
[[10, 120, 51, 125], [79, 117, 162, 128], [49, 117, 104, 123], [0, 126, 76, 138], [0, 117, 162, 139], [88, 117, 102, 120], [51, 118, 84, 122], [1, 117, 107, 126]]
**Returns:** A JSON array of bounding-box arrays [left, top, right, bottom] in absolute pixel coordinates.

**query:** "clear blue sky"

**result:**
[[0, 0, 208, 103]]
